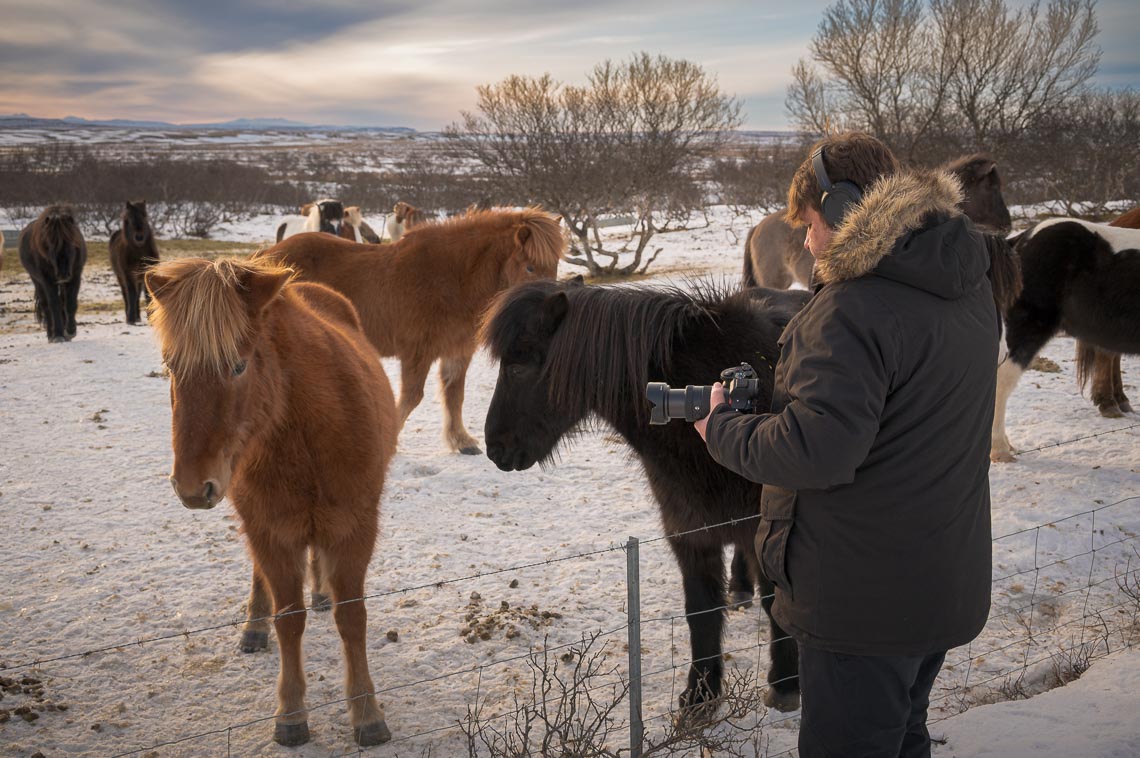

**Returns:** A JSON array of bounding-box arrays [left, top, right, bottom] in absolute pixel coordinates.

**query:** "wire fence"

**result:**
[[4, 423, 1139, 756]]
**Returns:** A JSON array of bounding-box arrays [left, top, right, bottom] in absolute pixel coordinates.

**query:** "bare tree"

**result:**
[[787, 0, 1102, 161], [446, 53, 742, 276]]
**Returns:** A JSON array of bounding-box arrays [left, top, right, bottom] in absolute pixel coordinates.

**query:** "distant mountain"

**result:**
[[0, 113, 417, 133]]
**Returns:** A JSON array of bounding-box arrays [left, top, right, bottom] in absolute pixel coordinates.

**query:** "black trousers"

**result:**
[[798, 645, 946, 758]]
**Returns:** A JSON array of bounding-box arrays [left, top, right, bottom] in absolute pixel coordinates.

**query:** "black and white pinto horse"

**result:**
[[992, 218, 1140, 462], [275, 199, 346, 242]]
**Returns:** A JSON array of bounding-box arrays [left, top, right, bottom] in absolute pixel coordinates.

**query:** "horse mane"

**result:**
[[148, 257, 294, 377], [28, 205, 83, 259], [484, 280, 725, 424], [403, 207, 564, 270], [982, 231, 1022, 313]]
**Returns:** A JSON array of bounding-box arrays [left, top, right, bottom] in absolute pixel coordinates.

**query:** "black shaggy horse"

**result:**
[[481, 280, 801, 716], [19, 205, 87, 342], [992, 218, 1140, 462], [110, 200, 159, 325]]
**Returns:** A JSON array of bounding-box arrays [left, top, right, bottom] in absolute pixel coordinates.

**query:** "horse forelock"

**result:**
[[149, 258, 287, 377], [944, 153, 999, 184], [30, 205, 83, 259]]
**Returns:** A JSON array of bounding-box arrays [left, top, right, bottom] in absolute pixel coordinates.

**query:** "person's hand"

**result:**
[[694, 382, 727, 442]]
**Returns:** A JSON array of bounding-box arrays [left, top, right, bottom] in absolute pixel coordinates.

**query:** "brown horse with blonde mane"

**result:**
[[147, 257, 398, 747], [259, 206, 564, 453], [19, 204, 87, 342]]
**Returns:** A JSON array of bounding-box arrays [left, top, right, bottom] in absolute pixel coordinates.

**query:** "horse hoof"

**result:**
[[239, 630, 268, 653], [729, 590, 754, 610], [458, 445, 482, 456], [1098, 404, 1124, 419], [1120, 401, 1135, 414], [990, 449, 1017, 464], [49, 336, 66, 344], [764, 687, 801, 712], [274, 720, 310, 746], [355, 720, 392, 746], [311, 592, 332, 612]]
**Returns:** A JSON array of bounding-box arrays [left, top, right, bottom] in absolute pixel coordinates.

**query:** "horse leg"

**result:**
[[396, 356, 432, 431], [240, 564, 271, 653], [309, 548, 332, 611], [321, 544, 391, 746], [40, 282, 65, 342], [127, 275, 142, 325], [992, 304, 1058, 463], [757, 573, 800, 711], [727, 543, 755, 609], [671, 536, 727, 721], [1113, 354, 1133, 413], [440, 354, 481, 455], [254, 542, 310, 746], [63, 278, 80, 340], [1090, 349, 1123, 418]]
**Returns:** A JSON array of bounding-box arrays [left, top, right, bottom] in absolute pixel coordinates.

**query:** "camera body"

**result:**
[[646, 363, 762, 425]]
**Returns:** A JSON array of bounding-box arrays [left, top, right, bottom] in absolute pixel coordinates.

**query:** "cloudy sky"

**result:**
[[1, 0, 1136, 131]]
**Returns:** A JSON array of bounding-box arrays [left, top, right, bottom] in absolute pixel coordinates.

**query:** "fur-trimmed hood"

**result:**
[[814, 169, 988, 300]]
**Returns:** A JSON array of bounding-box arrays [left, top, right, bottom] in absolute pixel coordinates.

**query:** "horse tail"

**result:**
[[517, 208, 566, 270], [983, 232, 1022, 314], [1075, 341, 1096, 394], [741, 224, 759, 288]]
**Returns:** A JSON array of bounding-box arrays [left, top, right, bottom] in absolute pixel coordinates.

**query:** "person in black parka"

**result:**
[[696, 132, 997, 758]]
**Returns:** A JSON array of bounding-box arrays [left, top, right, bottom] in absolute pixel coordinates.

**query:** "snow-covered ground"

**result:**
[[1, 210, 1138, 757]]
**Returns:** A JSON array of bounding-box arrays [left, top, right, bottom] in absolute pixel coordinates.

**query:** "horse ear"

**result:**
[[974, 159, 997, 178], [539, 292, 569, 335], [567, 274, 585, 287], [240, 268, 291, 317], [145, 270, 173, 300]]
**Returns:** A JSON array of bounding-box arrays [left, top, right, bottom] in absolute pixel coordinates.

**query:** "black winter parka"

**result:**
[[705, 169, 998, 656]]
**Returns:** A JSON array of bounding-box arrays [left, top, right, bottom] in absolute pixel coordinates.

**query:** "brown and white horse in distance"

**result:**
[[384, 201, 428, 242], [275, 199, 346, 242]]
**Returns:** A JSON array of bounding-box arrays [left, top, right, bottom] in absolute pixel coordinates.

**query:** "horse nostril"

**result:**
[[169, 476, 179, 496], [202, 480, 216, 503]]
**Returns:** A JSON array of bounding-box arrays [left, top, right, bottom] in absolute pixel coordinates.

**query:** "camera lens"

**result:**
[[646, 383, 713, 424]]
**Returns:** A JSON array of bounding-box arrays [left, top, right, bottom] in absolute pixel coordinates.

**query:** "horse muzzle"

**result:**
[[486, 442, 536, 472], [170, 476, 224, 510]]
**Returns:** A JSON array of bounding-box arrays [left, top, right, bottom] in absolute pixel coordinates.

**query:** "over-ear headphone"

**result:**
[[812, 147, 863, 227]]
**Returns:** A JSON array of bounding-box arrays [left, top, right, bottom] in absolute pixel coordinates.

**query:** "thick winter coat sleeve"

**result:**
[[704, 295, 895, 491]]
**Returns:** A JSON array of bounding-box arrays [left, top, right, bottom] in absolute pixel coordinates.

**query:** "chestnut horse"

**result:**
[[742, 154, 1013, 288], [110, 200, 159, 325], [19, 204, 87, 342], [259, 207, 564, 453], [1079, 207, 1140, 417], [147, 257, 398, 747]]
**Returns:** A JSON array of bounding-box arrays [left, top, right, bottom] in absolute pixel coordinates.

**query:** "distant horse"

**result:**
[[481, 280, 800, 716], [340, 206, 381, 244], [991, 219, 1140, 462], [259, 207, 564, 453], [743, 154, 1013, 288], [275, 199, 346, 242], [385, 201, 427, 242], [147, 257, 398, 747], [110, 200, 159, 325], [1078, 208, 1140, 418], [19, 204, 87, 342]]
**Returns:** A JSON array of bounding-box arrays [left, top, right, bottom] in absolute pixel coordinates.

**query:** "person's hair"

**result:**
[[786, 132, 899, 227]]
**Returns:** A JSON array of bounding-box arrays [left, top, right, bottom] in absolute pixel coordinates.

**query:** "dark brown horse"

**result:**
[[742, 154, 1013, 288], [481, 281, 801, 718], [147, 257, 398, 747], [110, 200, 159, 325], [259, 207, 564, 453], [19, 204, 87, 342]]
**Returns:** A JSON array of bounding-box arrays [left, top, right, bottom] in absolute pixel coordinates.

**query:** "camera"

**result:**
[[646, 363, 763, 424]]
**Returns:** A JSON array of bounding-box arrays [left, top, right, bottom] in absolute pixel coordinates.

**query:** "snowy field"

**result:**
[[1, 210, 1138, 757]]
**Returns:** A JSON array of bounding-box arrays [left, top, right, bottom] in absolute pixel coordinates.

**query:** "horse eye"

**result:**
[[508, 364, 525, 377], [232, 361, 247, 377], [526, 265, 535, 274]]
